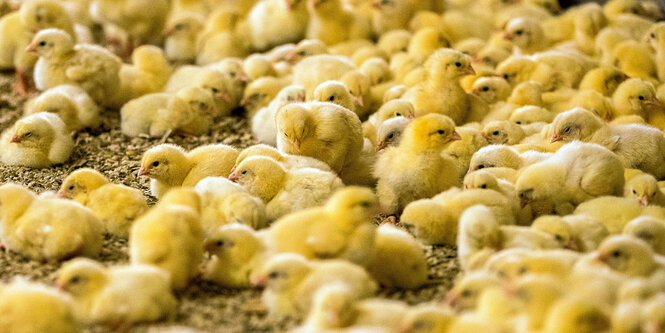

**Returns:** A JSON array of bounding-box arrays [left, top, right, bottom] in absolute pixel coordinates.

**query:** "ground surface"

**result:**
[[0, 72, 460, 333]]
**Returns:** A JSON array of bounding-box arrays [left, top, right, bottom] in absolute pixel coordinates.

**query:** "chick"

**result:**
[[203, 223, 269, 288], [0, 279, 79, 333], [445, 271, 502, 311], [375, 116, 411, 152], [579, 66, 627, 97], [24, 84, 100, 132], [0, 112, 73, 168], [163, 13, 204, 64], [550, 108, 665, 179], [612, 78, 665, 129], [541, 297, 610, 333], [400, 303, 455, 333], [363, 99, 415, 145], [532, 214, 609, 252], [463, 170, 531, 225], [374, 114, 461, 215], [195, 15, 249, 66], [228, 156, 344, 220], [275, 102, 363, 173], [595, 235, 665, 277], [313, 80, 356, 114], [468, 144, 550, 173], [58, 168, 148, 237], [266, 186, 377, 265], [402, 48, 488, 123], [130, 202, 203, 290], [138, 143, 238, 198], [516, 141, 625, 216], [370, 0, 414, 35], [611, 40, 657, 82], [471, 77, 512, 105], [0, 183, 103, 262], [366, 223, 429, 289], [376, 31, 410, 58], [108, 45, 172, 108], [306, 0, 372, 45], [625, 174, 665, 207], [481, 121, 525, 145], [251, 253, 378, 318], [241, 76, 290, 115], [234, 144, 332, 173], [57, 258, 177, 325], [247, 0, 308, 51], [292, 54, 356, 99], [574, 195, 665, 234], [623, 216, 665, 255]]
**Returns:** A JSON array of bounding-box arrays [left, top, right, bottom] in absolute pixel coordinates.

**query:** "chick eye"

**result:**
[[461, 289, 473, 297], [477, 165, 485, 169], [241, 170, 247, 175], [152, 161, 160, 167], [638, 96, 645, 100], [483, 57, 492, 64], [329, 96, 334, 101], [388, 133, 394, 139], [516, 121, 522, 125], [38, 41, 46, 46], [503, 74, 509, 79], [70, 276, 81, 284], [24, 132, 32, 137], [482, 86, 489, 91], [216, 240, 224, 246], [651, 33, 656, 39], [298, 51, 306, 56], [518, 266, 528, 274], [555, 234, 564, 241], [481, 184, 487, 188], [211, 87, 219, 93], [563, 127, 570, 133], [395, 112, 401, 116], [612, 250, 621, 257], [455, 62, 462, 67], [492, 131, 499, 135], [515, 30, 523, 35], [229, 72, 236, 78], [437, 129, 445, 134], [268, 272, 280, 279], [68, 185, 74, 190], [633, 189, 637, 194]]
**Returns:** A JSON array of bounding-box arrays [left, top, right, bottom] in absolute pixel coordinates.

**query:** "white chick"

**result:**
[[247, 0, 308, 51], [251, 85, 306, 146], [375, 116, 411, 152]]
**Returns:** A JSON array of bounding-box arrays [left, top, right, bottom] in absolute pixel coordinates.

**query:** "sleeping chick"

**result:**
[[366, 223, 429, 289], [108, 45, 172, 108], [306, 0, 372, 45], [0, 183, 103, 262], [228, 156, 343, 220], [0, 112, 74, 168], [28, 28, 122, 106], [481, 121, 525, 145], [625, 174, 665, 207], [0, 279, 79, 333], [203, 223, 269, 288], [516, 141, 625, 216], [24, 85, 100, 132], [374, 113, 462, 215], [375, 116, 411, 152], [138, 143, 238, 198], [276, 101, 363, 173], [251, 253, 378, 318], [250, 87, 305, 145], [267, 186, 377, 265], [58, 168, 148, 237], [247, 0, 308, 51], [234, 144, 332, 173], [130, 202, 203, 290], [623, 216, 665, 255], [57, 258, 177, 325], [595, 235, 665, 277]]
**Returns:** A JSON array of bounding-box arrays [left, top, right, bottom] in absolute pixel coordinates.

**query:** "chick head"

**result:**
[[604, 0, 650, 17], [469, 145, 520, 172], [515, 164, 559, 209], [276, 85, 306, 106], [275, 103, 311, 152], [402, 114, 461, 151], [56, 258, 107, 298], [550, 108, 603, 143], [509, 274, 565, 329], [325, 186, 378, 228], [176, 86, 216, 118], [216, 58, 249, 85], [376, 116, 410, 152], [59, 168, 109, 202], [623, 216, 665, 252], [9, 112, 57, 150], [481, 121, 523, 145], [132, 45, 169, 73], [228, 156, 286, 202], [531, 215, 576, 250], [199, 71, 233, 108], [235, 144, 284, 170], [159, 187, 202, 213], [497, 56, 537, 87], [455, 38, 486, 58], [424, 49, 475, 80], [507, 81, 543, 106], [579, 66, 627, 97], [138, 144, 190, 183], [309, 283, 357, 328], [251, 253, 311, 290], [205, 224, 262, 263], [542, 298, 610, 333], [377, 30, 411, 57], [376, 99, 415, 123], [164, 14, 205, 38], [503, 17, 545, 51], [26, 28, 74, 58], [445, 271, 502, 311], [30, 93, 79, 128], [486, 248, 531, 282], [240, 78, 278, 110], [400, 303, 455, 333], [340, 71, 371, 107], [595, 235, 657, 276], [243, 55, 277, 81], [286, 39, 328, 64], [219, 194, 267, 229], [570, 90, 615, 121], [20, 0, 70, 31], [474, 44, 512, 70], [313, 81, 354, 111], [625, 174, 660, 206], [645, 22, 665, 50], [471, 77, 511, 104], [509, 105, 552, 125], [360, 58, 391, 86], [0, 183, 35, 223], [613, 78, 661, 117], [463, 170, 499, 191]]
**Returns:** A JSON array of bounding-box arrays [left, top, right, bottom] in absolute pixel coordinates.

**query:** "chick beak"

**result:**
[[503, 31, 513, 41], [229, 165, 237, 174], [466, 167, 475, 175], [285, 52, 299, 64], [204, 241, 217, 253], [646, 96, 664, 108], [481, 131, 489, 140], [376, 140, 388, 152], [220, 92, 232, 103], [564, 240, 579, 251], [371, 0, 381, 9], [293, 138, 301, 152], [444, 291, 458, 307], [163, 27, 175, 37], [550, 133, 562, 143], [640, 194, 650, 206], [228, 171, 239, 183], [250, 275, 267, 287], [327, 309, 340, 325], [239, 96, 250, 107], [356, 95, 365, 107], [57, 189, 67, 198], [471, 88, 480, 95], [451, 130, 462, 141], [519, 191, 533, 208], [594, 251, 607, 263], [25, 43, 37, 52], [604, 112, 613, 122], [9, 134, 21, 143], [55, 282, 66, 291], [463, 66, 476, 76], [286, 1, 293, 10], [236, 72, 249, 83], [137, 166, 149, 176]]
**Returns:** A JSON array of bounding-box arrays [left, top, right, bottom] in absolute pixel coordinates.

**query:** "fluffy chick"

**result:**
[[623, 216, 665, 255], [595, 234, 665, 277], [471, 77, 512, 105], [228, 156, 344, 220], [58, 168, 148, 237], [625, 174, 665, 206], [481, 121, 525, 145], [574, 196, 665, 234], [612, 78, 665, 129], [541, 297, 610, 333], [374, 113, 462, 215], [306, 0, 372, 45], [234, 144, 332, 173], [57, 258, 176, 325], [24, 85, 100, 131], [363, 99, 415, 145], [109, 45, 172, 108], [313, 80, 356, 114], [375, 116, 411, 152], [163, 13, 204, 64], [0, 112, 73, 168], [247, 0, 308, 51]]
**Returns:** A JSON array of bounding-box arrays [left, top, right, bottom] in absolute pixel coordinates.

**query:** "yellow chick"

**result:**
[[445, 271, 502, 310], [470, 77, 512, 105], [532, 214, 609, 252], [292, 54, 356, 99], [0, 279, 79, 333], [228, 156, 344, 220], [374, 113, 462, 215], [247, 0, 308, 51], [196, 18, 249, 66], [623, 216, 665, 255], [402, 48, 487, 123], [58, 168, 148, 237], [0, 112, 74, 168], [57, 258, 177, 325], [24, 84, 100, 132], [0, 0, 75, 94], [267, 186, 378, 265], [370, 0, 414, 35], [574, 195, 665, 234], [468, 144, 550, 173], [516, 141, 625, 216], [612, 78, 665, 129], [28, 28, 122, 106], [306, 0, 373, 45], [203, 223, 269, 288], [400, 303, 455, 333], [240, 76, 291, 115], [243, 54, 279, 81], [625, 174, 665, 207], [366, 223, 429, 289], [251, 253, 378, 318], [341, 70, 373, 117], [283, 38, 329, 64], [375, 116, 411, 152], [595, 234, 665, 277], [481, 121, 525, 145], [541, 297, 610, 333], [163, 13, 204, 64], [550, 108, 665, 179], [138, 143, 238, 198], [579, 66, 628, 97], [646, 22, 665, 82], [363, 99, 415, 144], [502, 17, 550, 54], [234, 144, 333, 173], [129, 201, 203, 290], [611, 40, 658, 82], [275, 101, 363, 173], [313, 80, 357, 114], [0, 183, 103, 262], [109, 45, 172, 108]]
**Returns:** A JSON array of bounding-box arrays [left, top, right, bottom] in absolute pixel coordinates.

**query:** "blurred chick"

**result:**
[[138, 143, 238, 198], [400, 303, 455, 333], [579, 66, 627, 97], [24, 84, 100, 132], [228, 156, 344, 220], [574, 195, 665, 234], [247, 0, 308, 51], [163, 13, 204, 64], [58, 168, 148, 237], [276, 101, 363, 173], [306, 0, 373, 45], [623, 216, 665, 255], [0, 112, 73, 168], [595, 235, 665, 277], [541, 297, 610, 333], [108, 45, 172, 108], [471, 77, 512, 105], [57, 258, 177, 325]]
